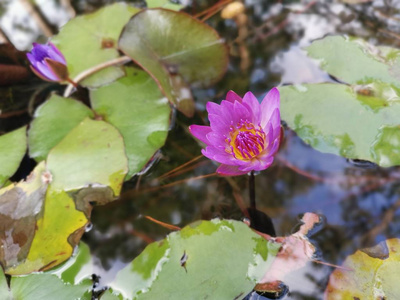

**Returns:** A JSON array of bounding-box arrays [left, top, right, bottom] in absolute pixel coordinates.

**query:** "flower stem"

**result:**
[[63, 55, 132, 97], [66, 78, 78, 88], [249, 171, 256, 209]]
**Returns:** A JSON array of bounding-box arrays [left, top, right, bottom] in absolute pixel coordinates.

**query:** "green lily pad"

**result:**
[[52, 3, 139, 87], [51, 242, 94, 285], [146, 0, 183, 10], [0, 126, 27, 187], [325, 238, 400, 299], [28, 95, 94, 162], [0, 244, 93, 300], [3, 119, 128, 275], [119, 9, 228, 117], [110, 219, 280, 299], [91, 67, 171, 178], [46, 118, 128, 194], [306, 35, 400, 87], [280, 83, 400, 167]]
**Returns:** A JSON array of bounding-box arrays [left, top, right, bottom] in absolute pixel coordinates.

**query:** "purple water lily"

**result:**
[[189, 88, 281, 176], [26, 42, 69, 82]]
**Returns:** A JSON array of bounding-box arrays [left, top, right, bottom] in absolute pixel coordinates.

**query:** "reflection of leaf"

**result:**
[[52, 3, 140, 87], [46, 118, 128, 194], [307, 36, 400, 87], [280, 83, 400, 167], [28, 95, 94, 162], [325, 239, 400, 299], [110, 219, 280, 299], [256, 213, 320, 287], [119, 9, 228, 117], [0, 126, 27, 187], [91, 67, 171, 179]]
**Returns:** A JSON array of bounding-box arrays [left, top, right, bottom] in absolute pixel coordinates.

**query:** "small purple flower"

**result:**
[[26, 42, 68, 82], [189, 88, 281, 176]]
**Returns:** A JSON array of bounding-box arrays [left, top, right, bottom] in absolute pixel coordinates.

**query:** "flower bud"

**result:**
[[26, 43, 69, 82]]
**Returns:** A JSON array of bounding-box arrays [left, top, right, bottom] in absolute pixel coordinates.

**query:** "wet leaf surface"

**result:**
[[0, 162, 48, 273], [51, 3, 140, 87], [46, 118, 128, 194], [0, 243, 93, 300], [280, 83, 400, 167], [109, 219, 280, 299], [119, 9, 228, 116], [2, 119, 128, 274], [0, 126, 27, 187], [91, 67, 171, 179], [307, 36, 400, 87], [28, 95, 94, 161], [325, 238, 400, 299]]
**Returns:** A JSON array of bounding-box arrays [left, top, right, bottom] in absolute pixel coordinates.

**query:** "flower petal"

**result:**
[[209, 113, 230, 132], [48, 42, 67, 64], [233, 100, 252, 124], [242, 91, 261, 123], [260, 87, 280, 128], [189, 125, 212, 145], [36, 61, 59, 81], [225, 90, 243, 103], [217, 164, 248, 176], [267, 108, 281, 141]]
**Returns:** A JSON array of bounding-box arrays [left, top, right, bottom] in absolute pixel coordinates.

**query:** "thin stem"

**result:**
[[63, 55, 132, 97], [249, 171, 256, 209], [66, 77, 78, 88]]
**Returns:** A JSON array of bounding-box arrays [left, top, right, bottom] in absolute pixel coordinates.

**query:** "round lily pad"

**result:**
[[280, 83, 400, 167], [52, 3, 140, 87], [90, 67, 171, 179], [119, 9, 228, 117], [110, 219, 279, 299], [28, 95, 94, 162], [46, 118, 128, 194], [325, 239, 400, 299], [306, 35, 400, 87], [0, 126, 27, 187]]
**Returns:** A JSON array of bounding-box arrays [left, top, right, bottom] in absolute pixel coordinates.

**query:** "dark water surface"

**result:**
[[1, 0, 400, 299]]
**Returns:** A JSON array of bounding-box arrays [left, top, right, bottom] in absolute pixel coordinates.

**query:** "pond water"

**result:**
[[1, 0, 400, 299]]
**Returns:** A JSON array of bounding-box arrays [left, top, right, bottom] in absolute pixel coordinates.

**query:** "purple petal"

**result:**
[[206, 132, 226, 148], [233, 101, 252, 124], [31, 43, 50, 61], [267, 139, 280, 157], [36, 61, 59, 81], [206, 102, 231, 124], [217, 164, 248, 176], [225, 90, 242, 103], [242, 92, 261, 123], [267, 108, 281, 141], [260, 88, 280, 128], [254, 156, 274, 171], [202, 147, 247, 166], [189, 125, 212, 145], [209, 113, 230, 132], [26, 53, 38, 65], [48, 42, 67, 64]]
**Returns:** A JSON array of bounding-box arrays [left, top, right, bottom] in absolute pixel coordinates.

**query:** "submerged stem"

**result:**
[[249, 170, 256, 209], [63, 55, 132, 97]]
